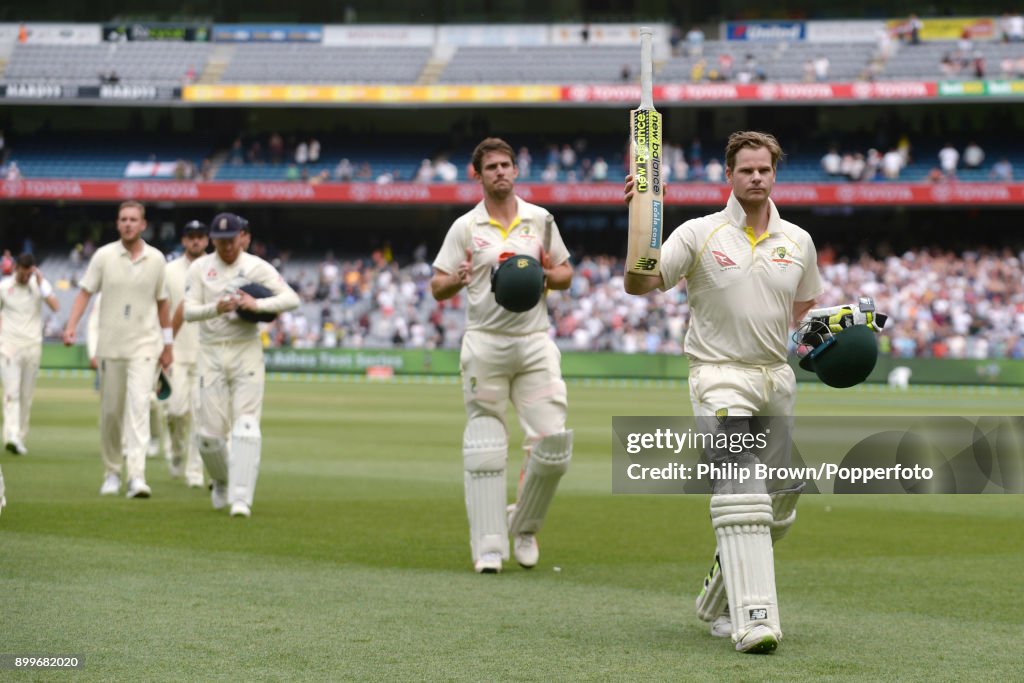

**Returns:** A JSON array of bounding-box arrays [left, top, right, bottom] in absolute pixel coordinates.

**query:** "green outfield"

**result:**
[[2, 377, 1021, 681]]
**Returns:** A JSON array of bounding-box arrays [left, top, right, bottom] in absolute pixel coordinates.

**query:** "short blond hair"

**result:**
[[118, 199, 146, 219], [724, 131, 783, 170]]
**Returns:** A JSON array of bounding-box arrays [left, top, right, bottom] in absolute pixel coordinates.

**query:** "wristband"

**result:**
[[39, 278, 53, 298], [162, 327, 174, 345]]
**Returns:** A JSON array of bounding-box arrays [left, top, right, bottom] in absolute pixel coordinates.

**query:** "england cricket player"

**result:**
[[166, 220, 210, 487], [624, 131, 824, 654], [63, 200, 174, 499], [431, 137, 574, 574], [183, 212, 299, 518], [1, 253, 59, 455]]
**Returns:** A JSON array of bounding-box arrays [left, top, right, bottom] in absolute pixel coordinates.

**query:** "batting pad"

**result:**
[[229, 415, 261, 507], [464, 416, 509, 560], [508, 430, 573, 536], [695, 551, 728, 622], [198, 435, 229, 483], [168, 413, 190, 463], [711, 493, 781, 641], [769, 483, 804, 543]]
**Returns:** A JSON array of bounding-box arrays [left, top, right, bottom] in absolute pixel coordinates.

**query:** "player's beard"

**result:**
[[487, 178, 514, 201]]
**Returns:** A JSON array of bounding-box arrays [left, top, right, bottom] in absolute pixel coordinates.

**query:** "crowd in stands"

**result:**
[[177, 245, 1022, 361], [821, 138, 1014, 182]]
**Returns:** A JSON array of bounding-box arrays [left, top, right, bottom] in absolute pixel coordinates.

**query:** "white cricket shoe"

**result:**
[[210, 481, 228, 510], [100, 473, 121, 496], [474, 551, 503, 574], [186, 474, 205, 489], [125, 478, 152, 498], [146, 438, 160, 458], [710, 611, 732, 638], [5, 438, 27, 455], [735, 624, 778, 654], [513, 534, 539, 569], [167, 456, 183, 479], [230, 501, 251, 518]]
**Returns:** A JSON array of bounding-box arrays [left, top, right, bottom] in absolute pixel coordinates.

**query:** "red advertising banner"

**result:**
[[3, 179, 1024, 206]]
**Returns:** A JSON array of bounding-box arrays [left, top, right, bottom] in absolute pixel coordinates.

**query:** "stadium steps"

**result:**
[[198, 44, 235, 84], [206, 150, 229, 180], [416, 44, 455, 85]]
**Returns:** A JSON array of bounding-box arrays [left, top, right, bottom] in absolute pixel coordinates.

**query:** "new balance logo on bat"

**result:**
[[633, 257, 658, 271]]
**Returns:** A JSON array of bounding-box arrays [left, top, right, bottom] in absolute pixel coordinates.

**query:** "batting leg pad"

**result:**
[[695, 551, 728, 623], [198, 434, 229, 484], [463, 416, 509, 561], [508, 430, 573, 536], [769, 484, 803, 543], [711, 493, 781, 642], [229, 415, 262, 508]]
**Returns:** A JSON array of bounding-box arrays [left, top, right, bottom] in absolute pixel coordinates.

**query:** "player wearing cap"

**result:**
[[165, 220, 210, 487], [431, 137, 574, 574], [624, 132, 824, 654], [183, 212, 299, 518], [1, 253, 60, 455], [63, 200, 173, 499]]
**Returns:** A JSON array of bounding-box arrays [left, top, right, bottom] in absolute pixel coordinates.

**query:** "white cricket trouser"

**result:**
[[689, 361, 796, 489], [98, 355, 159, 479], [167, 360, 203, 480], [1, 344, 41, 444], [196, 339, 265, 439], [460, 330, 568, 452]]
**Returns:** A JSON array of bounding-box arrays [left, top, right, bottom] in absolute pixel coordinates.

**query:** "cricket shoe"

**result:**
[[100, 473, 121, 496], [513, 534, 539, 569], [5, 438, 27, 455], [167, 455, 183, 479], [474, 551, 503, 574], [210, 481, 228, 510], [735, 624, 778, 654], [186, 474, 205, 489], [146, 438, 160, 458], [125, 478, 152, 498], [230, 502, 251, 518], [710, 610, 732, 638]]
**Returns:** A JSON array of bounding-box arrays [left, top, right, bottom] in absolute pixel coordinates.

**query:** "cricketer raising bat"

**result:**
[[626, 26, 663, 277]]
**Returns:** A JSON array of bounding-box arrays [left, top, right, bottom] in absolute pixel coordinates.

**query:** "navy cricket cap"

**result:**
[[182, 220, 208, 235], [209, 212, 249, 238]]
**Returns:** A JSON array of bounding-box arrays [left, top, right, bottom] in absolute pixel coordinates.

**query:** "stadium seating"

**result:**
[[4, 43, 212, 87], [439, 45, 638, 84], [218, 45, 432, 84]]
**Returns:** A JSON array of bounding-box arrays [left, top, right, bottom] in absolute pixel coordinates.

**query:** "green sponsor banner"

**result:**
[[41, 344, 1024, 386], [938, 80, 1024, 97]]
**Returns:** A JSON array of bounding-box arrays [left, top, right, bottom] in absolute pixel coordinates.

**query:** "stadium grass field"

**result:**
[[2, 376, 1022, 681]]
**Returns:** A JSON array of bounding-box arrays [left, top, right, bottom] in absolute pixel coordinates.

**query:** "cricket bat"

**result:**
[[626, 26, 663, 276]]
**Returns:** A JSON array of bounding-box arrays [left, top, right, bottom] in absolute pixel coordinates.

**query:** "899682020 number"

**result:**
[[0, 655, 84, 669]]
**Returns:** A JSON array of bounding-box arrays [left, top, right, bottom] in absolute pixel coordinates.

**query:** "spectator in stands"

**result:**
[[990, 157, 1013, 180], [717, 53, 734, 81], [517, 146, 532, 179], [938, 143, 959, 177], [621, 64, 632, 82], [559, 144, 577, 172], [865, 148, 882, 181], [926, 167, 945, 183], [285, 164, 300, 181], [540, 163, 558, 182], [691, 58, 707, 83], [229, 138, 245, 166], [592, 157, 608, 182], [415, 159, 433, 183], [963, 141, 985, 169], [972, 51, 985, 79], [847, 153, 867, 181], [376, 169, 394, 185], [334, 158, 353, 181], [355, 162, 373, 180], [1002, 12, 1024, 42], [672, 154, 689, 181], [295, 140, 309, 166], [802, 59, 815, 82], [247, 140, 264, 165], [669, 25, 683, 56], [308, 138, 321, 164], [940, 52, 960, 77], [268, 133, 284, 164], [821, 146, 842, 176], [433, 156, 458, 182], [5, 161, 21, 181], [813, 55, 830, 81], [704, 158, 723, 183], [902, 14, 923, 45], [957, 29, 974, 63], [881, 147, 903, 179], [686, 26, 705, 57]]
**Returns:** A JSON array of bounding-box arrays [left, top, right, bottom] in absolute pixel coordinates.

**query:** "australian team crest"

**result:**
[[715, 408, 728, 424], [773, 246, 786, 260]]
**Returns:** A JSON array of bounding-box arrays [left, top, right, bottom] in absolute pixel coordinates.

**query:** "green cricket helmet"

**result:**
[[491, 254, 545, 313], [798, 323, 878, 389]]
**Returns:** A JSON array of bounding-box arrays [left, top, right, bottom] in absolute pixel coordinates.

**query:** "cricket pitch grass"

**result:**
[[2, 376, 1021, 681]]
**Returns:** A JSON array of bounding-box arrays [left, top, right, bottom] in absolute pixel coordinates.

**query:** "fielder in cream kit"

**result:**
[[432, 137, 574, 574], [625, 132, 824, 654], [183, 212, 299, 518], [166, 220, 210, 487]]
